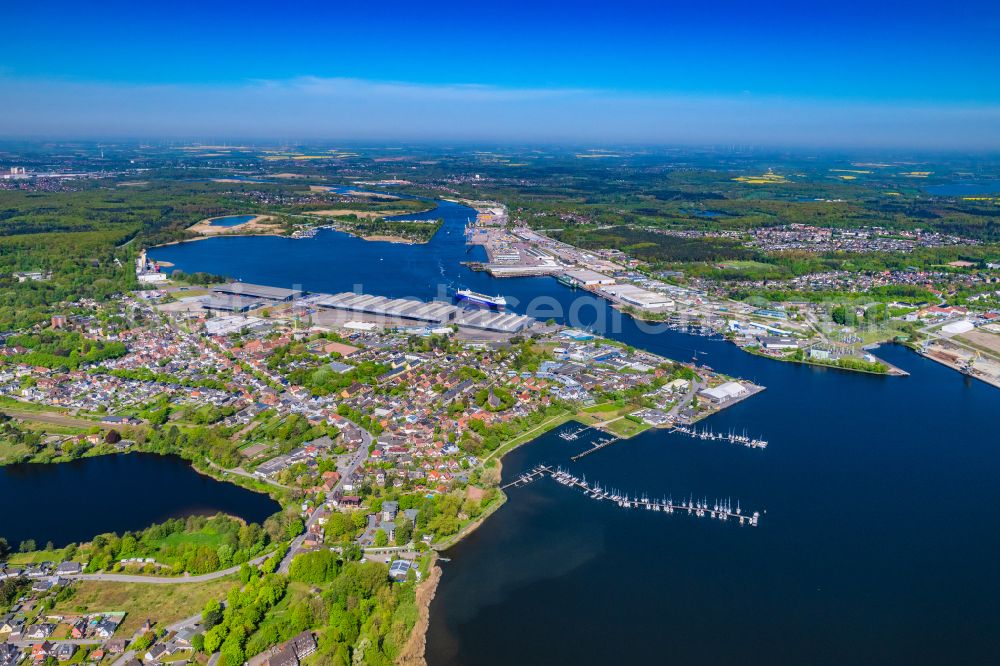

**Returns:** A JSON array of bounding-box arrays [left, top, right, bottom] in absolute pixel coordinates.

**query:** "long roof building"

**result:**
[[213, 282, 304, 301], [313, 291, 534, 333]]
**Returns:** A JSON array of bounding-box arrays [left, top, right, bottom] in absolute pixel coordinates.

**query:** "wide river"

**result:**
[[150, 195, 1000, 664]]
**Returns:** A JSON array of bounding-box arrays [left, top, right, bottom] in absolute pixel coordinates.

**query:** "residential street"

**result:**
[[63, 554, 268, 585], [277, 418, 372, 573]]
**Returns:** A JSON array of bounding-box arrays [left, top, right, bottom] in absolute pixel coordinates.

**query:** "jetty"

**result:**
[[569, 434, 622, 461], [504, 465, 760, 527], [671, 425, 767, 449], [500, 464, 554, 490], [558, 425, 591, 442]]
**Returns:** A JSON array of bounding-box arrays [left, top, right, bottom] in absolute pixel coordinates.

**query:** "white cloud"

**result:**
[[1, 75, 998, 149]]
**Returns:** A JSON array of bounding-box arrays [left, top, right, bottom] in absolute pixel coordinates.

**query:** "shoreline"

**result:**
[[398, 555, 442, 666], [915, 345, 1000, 389], [740, 344, 906, 376], [187, 214, 282, 237], [149, 230, 289, 248], [356, 233, 424, 245]]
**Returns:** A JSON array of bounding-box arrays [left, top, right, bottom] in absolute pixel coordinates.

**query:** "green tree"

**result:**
[[286, 517, 304, 540], [201, 598, 223, 629], [394, 516, 413, 545]]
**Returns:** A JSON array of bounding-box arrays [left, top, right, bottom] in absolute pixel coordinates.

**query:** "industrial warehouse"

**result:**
[[213, 282, 304, 301], [197, 283, 535, 335], [314, 291, 534, 334], [314, 292, 458, 324]]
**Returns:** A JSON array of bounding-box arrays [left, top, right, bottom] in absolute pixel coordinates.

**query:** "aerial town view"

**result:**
[[1, 2, 999, 665]]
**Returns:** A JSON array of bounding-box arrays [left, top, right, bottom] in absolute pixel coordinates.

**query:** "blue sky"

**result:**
[[3, 0, 1000, 147]]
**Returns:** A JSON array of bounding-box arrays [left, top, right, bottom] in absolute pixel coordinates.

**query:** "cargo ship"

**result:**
[[455, 289, 506, 310]]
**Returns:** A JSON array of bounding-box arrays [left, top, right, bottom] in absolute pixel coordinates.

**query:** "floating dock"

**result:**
[[670, 425, 768, 449], [569, 434, 622, 461], [504, 465, 760, 527]]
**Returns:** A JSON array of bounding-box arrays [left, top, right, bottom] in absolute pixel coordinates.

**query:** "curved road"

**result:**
[[63, 554, 267, 585]]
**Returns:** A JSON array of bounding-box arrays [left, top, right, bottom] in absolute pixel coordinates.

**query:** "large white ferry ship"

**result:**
[[455, 289, 507, 310]]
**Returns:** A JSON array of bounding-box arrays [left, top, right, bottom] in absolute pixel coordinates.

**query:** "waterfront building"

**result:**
[[699, 381, 748, 403]]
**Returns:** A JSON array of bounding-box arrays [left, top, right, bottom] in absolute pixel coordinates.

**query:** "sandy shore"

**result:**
[[187, 214, 281, 236], [398, 555, 441, 666], [361, 234, 423, 244]]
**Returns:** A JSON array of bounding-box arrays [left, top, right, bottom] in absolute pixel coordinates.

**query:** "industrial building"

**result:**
[[760, 336, 799, 350], [600, 284, 674, 309], [202, 295, 264, 313], [313, 291, 534, 334], [562, 269, 616, 286], [314, 292, 457, 324], [213, 282, 304, 302], [455, 309, 533, 334], [699, 381, 749, 403]]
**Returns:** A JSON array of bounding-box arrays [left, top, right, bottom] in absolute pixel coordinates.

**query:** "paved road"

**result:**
[[1, 408, 116, 430], [278, 419, 373, 573], [204, 458, 290, 490], [64, 554, 267, 585], [667, 376, 704, 421], [9, 638, 104, 647]]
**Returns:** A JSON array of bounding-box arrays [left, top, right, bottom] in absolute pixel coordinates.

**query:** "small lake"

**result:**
[[681, 208, 727, 218], [210, 215, 257, 227], [923, 181, 1000, 196], [0, 453, 281, 548]]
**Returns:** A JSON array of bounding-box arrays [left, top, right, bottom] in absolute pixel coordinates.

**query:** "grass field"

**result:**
[[574, 402, 638, 426], [52, 576, 238, 635], [604, 418, 651, 438], [716, 260, 779, 271], [156, 528, 228, 550]]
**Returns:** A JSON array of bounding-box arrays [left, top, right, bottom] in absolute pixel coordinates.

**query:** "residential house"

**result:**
[[266, 631, 317, 666], [0, 643, 20, 666], [31, 641, 53, 662], [70, 617, 88, 639], [55, 561, 82, 575], [144, 643, 168, 662], [54, 643, 76, 661], [25, 623, 54, 640]]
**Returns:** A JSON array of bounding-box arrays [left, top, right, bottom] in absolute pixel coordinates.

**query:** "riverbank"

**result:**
[[916, 344, 1000, 389], [397, 554, 442, 666], [739, 344, 905, 376], [360, 234, 422, 244]]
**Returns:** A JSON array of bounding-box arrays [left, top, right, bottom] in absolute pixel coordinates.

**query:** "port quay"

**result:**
[[502, 464, 761, 527]]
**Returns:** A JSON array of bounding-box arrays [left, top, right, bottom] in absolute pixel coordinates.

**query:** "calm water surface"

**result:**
[[923, 180, 1000, 196], [210, 214, 257, 227], [0, 453, 280, 548], [150, 195, 1000, 664]]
